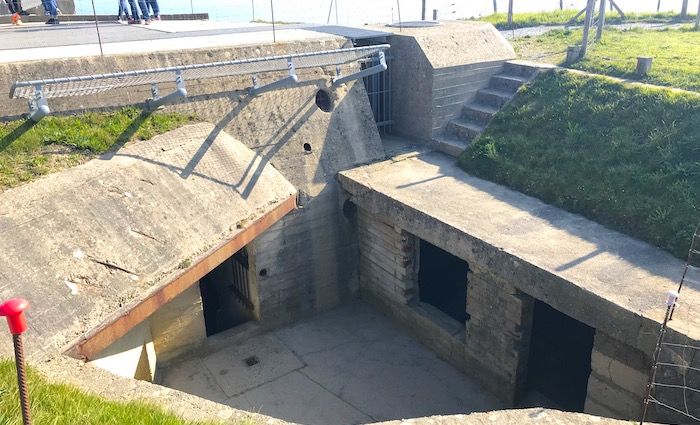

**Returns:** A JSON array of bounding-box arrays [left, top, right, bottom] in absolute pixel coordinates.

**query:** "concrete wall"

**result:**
[[355, 207, 533, 403], [383, 22, 515, 142], [431, 61, 505, 136], [90, 284, 207, 379], [465, 267, 534, 402], [150, 284, 207, 365], [0, 40, 385, 334]]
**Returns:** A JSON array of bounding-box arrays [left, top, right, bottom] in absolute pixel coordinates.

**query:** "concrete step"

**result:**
[[504, 61, 541, 78], [476, 88, 513, 108], [490, 74, 530, 94], [431, 135, 472, 158], [448, 119, 484, 141], [461, 103, 498, 126]]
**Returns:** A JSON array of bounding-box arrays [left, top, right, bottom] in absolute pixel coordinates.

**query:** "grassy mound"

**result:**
[[459, 70, 700, 259], [0, 108, 197, 192], [0, 359, 219, 424], [513, 27, 700, 92], [478, 10, 693, 30]]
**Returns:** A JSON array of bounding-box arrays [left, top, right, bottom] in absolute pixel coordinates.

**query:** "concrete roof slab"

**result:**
[[0, 122, 297, 360], [338, 151, 700, 350]]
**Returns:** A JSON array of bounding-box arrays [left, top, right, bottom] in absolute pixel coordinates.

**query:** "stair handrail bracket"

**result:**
[[8, 44, 390, 122]]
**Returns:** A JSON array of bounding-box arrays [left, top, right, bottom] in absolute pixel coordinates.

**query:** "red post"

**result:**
[[0, 298, 31, 425]]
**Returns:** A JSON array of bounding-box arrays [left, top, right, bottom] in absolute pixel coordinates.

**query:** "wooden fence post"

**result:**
[[596, 0, 607, 40], [579, 0, 595, 59]]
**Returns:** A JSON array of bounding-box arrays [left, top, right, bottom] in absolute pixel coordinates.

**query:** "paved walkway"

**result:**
[[0, 20, 389, 63], [159, 301, 503, 425]]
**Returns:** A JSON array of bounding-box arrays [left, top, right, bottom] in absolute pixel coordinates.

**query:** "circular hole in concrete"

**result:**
[[303, 143, 312, 153], [315, 89, 333, 112], [259, 268, 268, 277]]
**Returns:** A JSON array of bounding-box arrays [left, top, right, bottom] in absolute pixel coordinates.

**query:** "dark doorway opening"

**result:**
[[417, 239, 469, 323], [526, 300, 595, 411], [199, 248, 256, 336]]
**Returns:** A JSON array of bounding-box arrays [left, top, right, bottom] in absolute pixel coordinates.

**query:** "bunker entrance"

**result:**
[[526, 300, 594, 411], [199, 247, 257, 336], [417, 239, 469, 323]]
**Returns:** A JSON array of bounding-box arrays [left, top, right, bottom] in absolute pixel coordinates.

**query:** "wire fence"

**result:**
[[641, 229, 700, 425]]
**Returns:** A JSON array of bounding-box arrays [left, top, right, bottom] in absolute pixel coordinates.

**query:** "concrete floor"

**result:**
[[158, 301, 503, 425]]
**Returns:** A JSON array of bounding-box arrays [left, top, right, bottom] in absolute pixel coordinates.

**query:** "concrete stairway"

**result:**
[[432, 62, 540, 158]]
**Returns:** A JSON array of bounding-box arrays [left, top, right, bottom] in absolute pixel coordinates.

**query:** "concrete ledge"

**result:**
[[338, 150, 700, 356]]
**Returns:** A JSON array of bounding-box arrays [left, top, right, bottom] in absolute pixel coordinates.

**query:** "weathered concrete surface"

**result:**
[[338, 150, 700, 352], [375, 408, 639, 425], [0, 38, 386, 333], [339, 148, 700, 420], [0, 38, 346, 118], [381, 21, 515, 141], [160, 300, 503, 424], [0, 123, 297, 361]]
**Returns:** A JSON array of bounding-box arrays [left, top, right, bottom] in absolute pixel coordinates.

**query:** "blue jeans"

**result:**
[[128, 0, 148, 19], [147, 0, 159, 17], [41, 0, 57, 17], [118, 0, 130, 18]]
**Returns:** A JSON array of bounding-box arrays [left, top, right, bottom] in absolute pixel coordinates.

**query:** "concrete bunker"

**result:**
[[1, 19, 695, 425]]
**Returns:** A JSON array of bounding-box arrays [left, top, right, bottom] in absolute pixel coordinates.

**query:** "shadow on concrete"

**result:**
[[411, 149, 686, 287]]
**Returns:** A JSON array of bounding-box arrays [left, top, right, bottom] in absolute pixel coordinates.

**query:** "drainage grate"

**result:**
[[244, 356, 260, 367]]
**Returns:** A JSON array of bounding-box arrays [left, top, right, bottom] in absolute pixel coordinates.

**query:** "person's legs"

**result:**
[[42, 0, 58, 22], [127, 0, 139, 21], [148, 0, 159, 18], [5, 0, 17, 14], [137, 0, 149, 21]]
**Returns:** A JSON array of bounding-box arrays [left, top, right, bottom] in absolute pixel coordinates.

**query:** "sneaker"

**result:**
[[139, 18, 145, 24], [144, 19, 151, 25], [154, 15, 160, 21], [19, 10, 29, 15], [12, 13, 22, 25], [45, 17, 59, 24]]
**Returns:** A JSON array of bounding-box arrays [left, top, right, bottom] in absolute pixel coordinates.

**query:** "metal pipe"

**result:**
[[270, 0, 276, 43], [13, 334, 31, 425], [333, 52, 387, 87]]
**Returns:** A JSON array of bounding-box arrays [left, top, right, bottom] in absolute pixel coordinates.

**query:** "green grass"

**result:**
[[477, 9, 694, 29], [458, 70, 700, 259], [513, 27, 700, 92], [0, 108, 197, 192], [0, 359, 221, 424]]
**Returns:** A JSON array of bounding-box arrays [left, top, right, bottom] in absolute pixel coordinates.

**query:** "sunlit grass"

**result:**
[[513, 27, 700, 92], [0, 359, 222, 425], [459, 70, 700, 259], [476, 9, 694, 29], [0, 108, 197, 192]]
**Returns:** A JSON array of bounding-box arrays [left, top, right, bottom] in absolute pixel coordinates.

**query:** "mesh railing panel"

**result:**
[[10, 44, 389, 99]]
